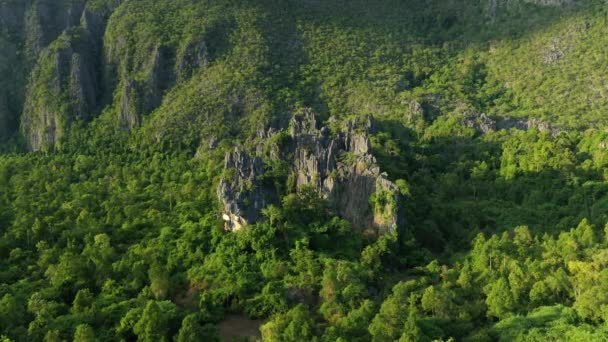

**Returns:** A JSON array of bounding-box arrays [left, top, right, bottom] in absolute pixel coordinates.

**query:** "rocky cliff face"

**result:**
[[0, 0, 117, 149], [15, 0, 125, 150], [525, 0, 575, 6], [112, 44, 172, 129], [9, 0, 214, 148], [21, 26, 100, 151], [218, 110, 403, 236], [176, 36, 209, 82], [0, 35, 19, 139], [0, 0, 27, 37], [217, 147, 278, 231], [0, 1, 27, 139], [0, 91, 8, 137], [22, 0, 87, 60], [0, 0, 123, 148]]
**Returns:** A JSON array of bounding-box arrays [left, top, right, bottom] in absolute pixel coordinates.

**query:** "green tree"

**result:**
[[324, 300, 375, 341], [43, 330, 63, 342], [286, 240, 321, 292], [421, 285, 453, 318], [72, 289, 94, 314], [485, 278, 516, 319], [176, 314, 220, 342], [82, 233, 116, 278], [149, 263, 170, 300], [133, 301, 169, 342], [399, 297, 425, 342], [0, 294, 25, 332], [369, 281, 420, 341], [73, 324, 97, 342], [261, 305, 317, 342]]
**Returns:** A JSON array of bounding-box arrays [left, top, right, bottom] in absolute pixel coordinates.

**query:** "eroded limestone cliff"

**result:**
[[218, 110, 403, 236]]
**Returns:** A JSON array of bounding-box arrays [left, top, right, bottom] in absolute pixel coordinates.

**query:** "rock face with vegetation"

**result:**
[[217, 146, 276, 231], [112, 44, 172, 129], [22, 28, 100, 151], [219, 110, 402, 235], [4, 0, 117, 150], [462, 111, 560, 136]]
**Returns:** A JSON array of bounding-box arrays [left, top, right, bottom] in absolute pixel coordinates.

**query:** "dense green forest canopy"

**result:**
[[2, 0, 608, 340]]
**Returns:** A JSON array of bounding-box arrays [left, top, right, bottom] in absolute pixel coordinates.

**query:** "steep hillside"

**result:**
[[1, 0, 606, 150]]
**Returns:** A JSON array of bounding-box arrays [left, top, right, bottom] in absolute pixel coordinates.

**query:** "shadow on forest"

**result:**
[[248, 0, 604, 248], [370, 117, 608, 256], [248, 0, 597, 132], [256, 0, 593, 46]]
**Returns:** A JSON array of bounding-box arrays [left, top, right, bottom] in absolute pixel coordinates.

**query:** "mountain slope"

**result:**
[[1, 0, 606, 150]]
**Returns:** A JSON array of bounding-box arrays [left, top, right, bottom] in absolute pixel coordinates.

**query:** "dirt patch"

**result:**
[[218, 315, 264, 341], [173, 285, 202, 309]]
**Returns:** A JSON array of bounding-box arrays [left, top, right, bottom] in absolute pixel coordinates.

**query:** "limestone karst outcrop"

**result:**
[[21, 23, 104, 151], [14, 1, 119, 151], [114, 45, 172, 130], [21, 27, 100, 151], [217, 147, 278, 231], [218, 110, 403, 236]]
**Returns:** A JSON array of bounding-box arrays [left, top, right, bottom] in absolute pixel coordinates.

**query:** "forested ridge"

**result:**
[[2, 0, 608, 341]]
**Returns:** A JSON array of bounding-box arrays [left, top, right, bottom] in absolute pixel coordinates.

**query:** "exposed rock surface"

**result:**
[[218, 109, 403, 235], [217, 148, 278, 231], [543, 40, 564, 64], [1, 0, 120, 149], [22, 27, 100, 151], [24, 0, 87, 59], [176, 36, 209, 81], [0, 91, 8, 138], [407, 95, 443, 123], [0, 0, 27, 36], [115, 45, 172, 129], [0, 36, 20, 139], [462, 112, 497, 134], [118, 80, 142, 130], [0, 1, 30, 139], [526, 0, 575, 6], [462, 111, 560, 136], [69, 51, 98, 120], [412, 97, 560, 136], [17, 1, 121, 150], [407, 100, 424, 122]]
